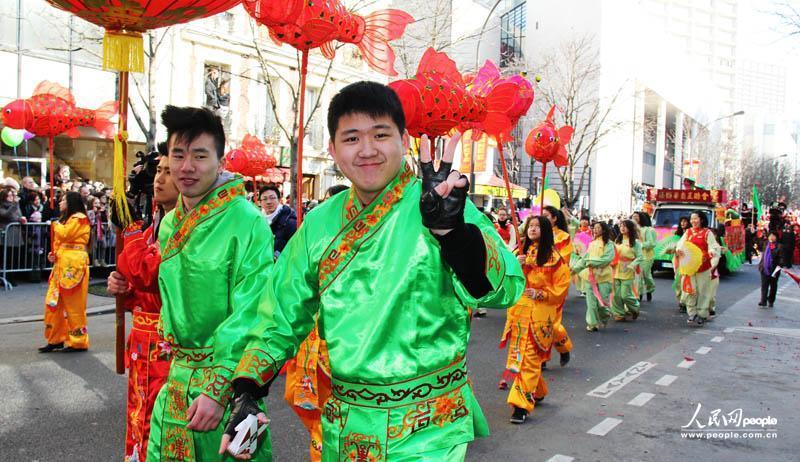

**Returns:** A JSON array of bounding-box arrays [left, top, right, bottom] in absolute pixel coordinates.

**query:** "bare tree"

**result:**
[[248, 20, 339, 210], [773, 0, 800, 37], [128, 30, 170, 152], [531, 35, 625, 208], [735, 149, 796, 205]]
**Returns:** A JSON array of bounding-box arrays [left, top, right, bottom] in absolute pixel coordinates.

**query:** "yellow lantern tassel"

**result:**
[[113, 131, 133, 228], [103, 31, 145, 73]]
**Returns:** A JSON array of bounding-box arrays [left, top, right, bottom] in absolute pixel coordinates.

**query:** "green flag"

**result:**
[[752, 185, 762, 220]]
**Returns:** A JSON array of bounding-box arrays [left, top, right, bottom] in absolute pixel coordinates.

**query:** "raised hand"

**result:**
[[419, 132, 469, 235]]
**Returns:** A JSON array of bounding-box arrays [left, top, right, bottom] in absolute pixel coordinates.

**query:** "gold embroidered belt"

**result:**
[[61, 244, 86, 251], [331, 358, 468, 409], [171, 345, 215, 367], [131, 311, 160, 333]]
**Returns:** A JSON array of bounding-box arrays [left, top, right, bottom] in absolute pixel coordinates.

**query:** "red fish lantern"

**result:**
[[244, 0, 413, 224], [461, 60, 534, 244], [1, 82, 117, 138], [45, 0, 242, 72], [1, 81, 117, 207], [525, 105, 574, 209], [389, 48, 518, 139], [225, 134, 278, 178]]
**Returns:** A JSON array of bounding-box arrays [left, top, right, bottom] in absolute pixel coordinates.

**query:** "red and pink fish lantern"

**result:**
[[525, 105, 573, 168], [243, 0, 413, 76], [1, 81, 117, 139], [225, 134, 278, 178], [389, 48, 520, 139], [462, 60, 533, 143]]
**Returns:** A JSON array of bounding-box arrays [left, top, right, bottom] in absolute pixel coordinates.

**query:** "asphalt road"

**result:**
[[1, 263, 798, 461]]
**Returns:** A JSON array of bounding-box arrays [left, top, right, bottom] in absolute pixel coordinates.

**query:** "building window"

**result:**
[[500, 2, 526, 68]]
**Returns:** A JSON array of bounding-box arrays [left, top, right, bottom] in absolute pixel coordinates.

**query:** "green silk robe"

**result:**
[[147, 175, 274, 462], [235, 164, 524, 461]]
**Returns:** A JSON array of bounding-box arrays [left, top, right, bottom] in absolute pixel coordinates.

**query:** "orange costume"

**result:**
[[118, 223, 172, 462], [284, 324, 331, 462], [500, 243, 571, 412], [44, 213, 90, 349], [546, 228, 574, 360]]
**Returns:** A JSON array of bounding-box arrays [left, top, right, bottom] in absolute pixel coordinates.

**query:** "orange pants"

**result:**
[[507, 333, 549, 413], [43, 275, 89, 349], [544, 304, 573, 362]]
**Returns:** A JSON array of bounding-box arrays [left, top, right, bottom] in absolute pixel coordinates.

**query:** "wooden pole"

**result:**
[[295, 51, 309, 225], [114, 71, 129, 376], [495, 140, 520, 244]]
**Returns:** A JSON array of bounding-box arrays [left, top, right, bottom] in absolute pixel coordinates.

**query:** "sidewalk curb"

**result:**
[[0, 303, 116, 325]]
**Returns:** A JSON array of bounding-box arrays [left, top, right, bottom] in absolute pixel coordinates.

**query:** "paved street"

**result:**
[[1, 264, 798, 461]]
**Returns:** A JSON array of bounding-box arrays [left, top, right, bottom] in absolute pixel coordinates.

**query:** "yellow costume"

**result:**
[[44, 213, 90, 349], [500, 242, 570, 412], [612, 238, 642, 319]]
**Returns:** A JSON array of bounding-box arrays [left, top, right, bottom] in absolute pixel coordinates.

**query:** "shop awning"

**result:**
[[474, 175, 529, 199]]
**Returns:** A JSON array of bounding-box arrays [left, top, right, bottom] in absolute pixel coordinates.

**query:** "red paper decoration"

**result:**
[[225, 134, 278, 178]]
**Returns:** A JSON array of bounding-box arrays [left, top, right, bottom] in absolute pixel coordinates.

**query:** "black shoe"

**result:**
[[696, 317, 705, 326], [679, 304, 687, 313], [38, 343, 63, 353], [768, 303, 774, 308], [510, 407, 528, 424], [534, 396, 545, 403], [687, 315, 697, 325], [61, 347, 88, 353], [758, 301, 766, 307], [646, 292, 652, 302], [473, 308, 487, 318], [631, 310, 640, 321], [541, 361, 548, 370], [560, 352, 570, 367], [639, 294, 643, 302]]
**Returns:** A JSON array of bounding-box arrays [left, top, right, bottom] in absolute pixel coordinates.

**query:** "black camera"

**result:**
[[127, 150, 160, 199]]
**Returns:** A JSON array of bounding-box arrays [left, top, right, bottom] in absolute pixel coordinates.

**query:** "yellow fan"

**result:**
[[533, 189, 561, 209], [677, 241, 703, 276]]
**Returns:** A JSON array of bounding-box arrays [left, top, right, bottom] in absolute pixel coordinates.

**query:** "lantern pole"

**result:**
[[495, 138, 520, 244], [295, 50, 309, 225], [114, 70, 129, 375]]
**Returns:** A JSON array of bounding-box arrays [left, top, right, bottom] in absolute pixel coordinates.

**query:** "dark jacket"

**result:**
[[781, 230, 795, 268], [0, 201, 24, 246], [758, 243, 783, 276], [269, 205, 297, 258]]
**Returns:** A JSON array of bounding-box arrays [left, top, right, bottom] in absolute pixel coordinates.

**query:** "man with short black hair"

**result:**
[[146, 106, 274, 461], [222, 82, 523, 461], [258, 184, 296, 259]]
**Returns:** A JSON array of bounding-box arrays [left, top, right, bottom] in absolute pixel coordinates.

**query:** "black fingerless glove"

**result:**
[[420, 160, 470, 230]]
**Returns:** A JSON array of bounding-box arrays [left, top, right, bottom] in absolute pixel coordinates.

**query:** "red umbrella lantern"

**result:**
[[244, 0, 413, 223]]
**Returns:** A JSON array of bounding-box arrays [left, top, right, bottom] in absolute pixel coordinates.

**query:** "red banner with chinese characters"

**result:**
[[646, 188, 727, 204], [725, 224, 745, 254]]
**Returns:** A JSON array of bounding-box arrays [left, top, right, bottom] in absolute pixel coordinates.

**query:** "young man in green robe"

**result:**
[[220, 82, 524, 461], [146, 106, 274, 461]]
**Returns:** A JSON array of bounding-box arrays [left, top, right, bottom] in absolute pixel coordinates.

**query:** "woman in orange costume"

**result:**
[[40, 191, 90, 353], [284, 325, 331, 462], [500, 215, 571, 424], [541, 205, 573, 367]]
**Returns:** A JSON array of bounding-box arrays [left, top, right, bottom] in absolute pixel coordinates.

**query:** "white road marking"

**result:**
[[678, 359, 695, 369], [724, 328, 735, 333], [627, 392, 655, 407], [727, 327, 800, 339], [586, 361, 657, 398], [588, 417, 623, 436], [710, 336, 724, 343], [655, 374, 678, 386], [696, 346, 712, 355], [547, 455, 574, 462]]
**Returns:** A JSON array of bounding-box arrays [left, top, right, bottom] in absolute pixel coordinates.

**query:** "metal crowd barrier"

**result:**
[[1, 222, 116, 291]]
